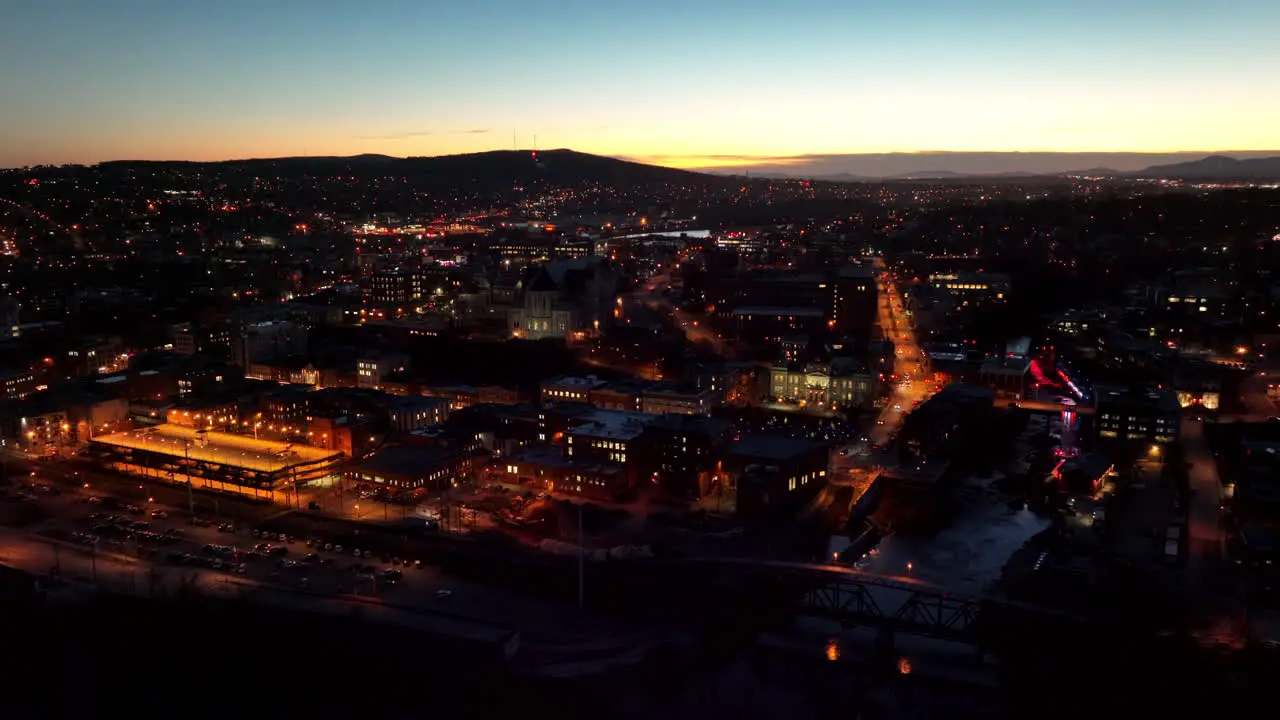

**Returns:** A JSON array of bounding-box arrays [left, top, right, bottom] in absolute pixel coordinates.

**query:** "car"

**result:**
[[150, 510, 168, 519], [87, 496, 102, 504], [434, 589, 453, 599]]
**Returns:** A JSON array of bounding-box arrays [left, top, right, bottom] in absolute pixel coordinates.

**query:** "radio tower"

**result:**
[[532, 134, 538, 161]]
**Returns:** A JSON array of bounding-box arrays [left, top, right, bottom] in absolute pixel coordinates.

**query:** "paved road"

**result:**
[[1239, 374, 1278, 417], [834, 259, 940, 473], [1180, 418, 1224, 582], [635, 272, 730, 355], [1178, 417, 1252, 650]]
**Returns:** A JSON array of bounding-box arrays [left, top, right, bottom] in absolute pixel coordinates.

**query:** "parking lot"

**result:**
[[1, 466, 616, 640]]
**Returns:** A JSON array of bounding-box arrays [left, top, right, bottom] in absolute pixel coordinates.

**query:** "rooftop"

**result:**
[[512, 445, 626, 475], [729, 433, 825, 461], [1059, 453, 1114, 480], [1096, 385, 1181, 414], [647, 413, 732, 437], [348, 445, 461, 478], [92, 424, 341, 474], [568, 409, 656, 441], [732, 306, 826, 317], [543, 376, 605, 389]]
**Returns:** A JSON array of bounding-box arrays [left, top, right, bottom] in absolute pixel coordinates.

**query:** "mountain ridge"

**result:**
[[90, 149, 1280, 183]]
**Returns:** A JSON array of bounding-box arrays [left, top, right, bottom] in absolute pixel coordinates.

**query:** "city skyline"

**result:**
[[3, 0, 1280, 169]]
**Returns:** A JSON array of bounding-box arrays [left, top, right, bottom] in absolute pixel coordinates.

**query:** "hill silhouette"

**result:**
[[1134, 154, 1280, 179], [97, 149, 714, 190]]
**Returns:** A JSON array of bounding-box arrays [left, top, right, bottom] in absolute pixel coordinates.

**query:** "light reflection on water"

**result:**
[[856, 475, 1049, 595]]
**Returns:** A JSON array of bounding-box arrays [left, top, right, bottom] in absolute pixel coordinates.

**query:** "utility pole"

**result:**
[[577, 502, 585, 611], [184, 439, 195, 517]]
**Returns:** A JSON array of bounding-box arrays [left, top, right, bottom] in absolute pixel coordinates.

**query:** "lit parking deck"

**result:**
[[92, 424, 341, 474]]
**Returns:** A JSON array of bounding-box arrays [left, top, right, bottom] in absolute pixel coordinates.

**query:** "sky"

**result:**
[[2, 0, 1279, 170]]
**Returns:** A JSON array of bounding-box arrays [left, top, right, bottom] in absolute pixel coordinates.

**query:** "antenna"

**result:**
[[513, 129, 517, 151], [533, 134, 538, 152]]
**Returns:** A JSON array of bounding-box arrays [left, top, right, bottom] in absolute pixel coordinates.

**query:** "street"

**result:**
[[1180, 417, 1224, 582], [835, 258, 940, 472], [635, 271, 730, 354], [1178, 416, 1252, 650]]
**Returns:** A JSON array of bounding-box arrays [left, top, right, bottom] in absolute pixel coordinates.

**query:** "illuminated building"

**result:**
[[725, 434, 828, 517], [345, 445, 469, 491], [588, 379, 651, 411], [1095, 385, 1180, 444], [356, 352, 409, 390], [641, 383, 715, 416], [360, 268, 423, 307], [509, 258, 617, 341], [564, 409, 654, 466], [172, 322, 232, 357], [831, 266, 877, 337], [642, 414, 732, 497], [0, 367, 35, 401], [541, 376, 606, 404], [768, 359, 878, 410], [926, 272, 1009, 305], [86, 424, 343, 502], [386, 396, 449, 433]]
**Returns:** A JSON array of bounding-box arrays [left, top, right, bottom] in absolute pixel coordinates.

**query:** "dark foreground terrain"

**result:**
[[0, 594, 589, 720]]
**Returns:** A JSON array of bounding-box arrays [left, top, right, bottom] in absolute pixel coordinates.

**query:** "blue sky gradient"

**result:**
[[2, 0, 1278, 167]]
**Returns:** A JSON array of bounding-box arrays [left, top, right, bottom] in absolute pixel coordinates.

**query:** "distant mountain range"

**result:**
[[97, 149, 712, 189], [1127, 154, 1280, 180], [92, 149, 1280, 185], [688, 151, 1280, 181]]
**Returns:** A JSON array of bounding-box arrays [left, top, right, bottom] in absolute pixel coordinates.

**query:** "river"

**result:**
[[855, 472, 1050, 595]]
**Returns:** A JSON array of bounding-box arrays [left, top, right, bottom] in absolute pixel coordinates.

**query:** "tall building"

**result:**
[[361, 268, 423, 308], [172, 322, 232, 357], [232, 321, 308, 368], [831, 267, 877, 337]]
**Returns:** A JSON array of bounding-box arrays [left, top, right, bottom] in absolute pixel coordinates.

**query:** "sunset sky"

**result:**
[[2, 0, 1278, 169]]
